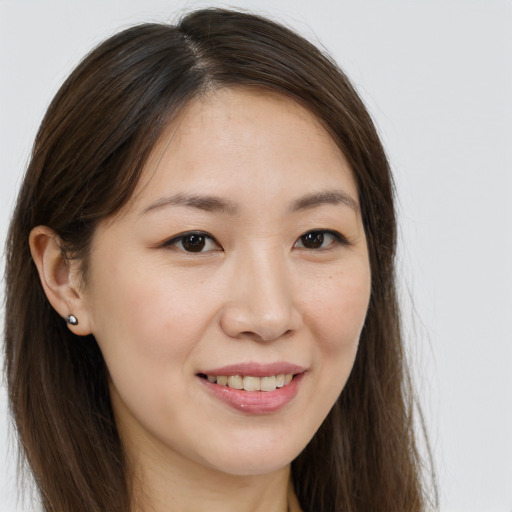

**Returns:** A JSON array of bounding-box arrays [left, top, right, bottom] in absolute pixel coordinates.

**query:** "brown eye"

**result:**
[[300, 231, 325, 249], [294, 230, 346, 250], [164, 232, 220, 253], [181, 233, 206, 252]]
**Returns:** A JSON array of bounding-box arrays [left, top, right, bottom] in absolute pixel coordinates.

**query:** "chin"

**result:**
[[197, 432, 309, 477], [207, 456, 292, 477]]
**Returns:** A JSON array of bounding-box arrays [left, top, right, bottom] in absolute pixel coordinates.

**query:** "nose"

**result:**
[[219, 249, 302, 342]]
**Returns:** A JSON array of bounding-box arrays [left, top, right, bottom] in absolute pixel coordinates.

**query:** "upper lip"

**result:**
[[198, 362, 306, 377]]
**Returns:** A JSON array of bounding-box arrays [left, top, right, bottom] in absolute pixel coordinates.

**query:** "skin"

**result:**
[[30, 88, 371, 512]]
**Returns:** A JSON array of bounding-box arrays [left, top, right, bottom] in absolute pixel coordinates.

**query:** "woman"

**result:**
[[4, 8, 434, 512]]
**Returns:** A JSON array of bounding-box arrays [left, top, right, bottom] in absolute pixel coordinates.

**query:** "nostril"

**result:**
[[238, 329, 294, 342]]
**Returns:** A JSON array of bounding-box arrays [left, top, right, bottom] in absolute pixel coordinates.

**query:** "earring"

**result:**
[[66, 314, 79, 326]]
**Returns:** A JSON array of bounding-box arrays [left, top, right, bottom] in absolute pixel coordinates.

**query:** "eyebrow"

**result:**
[[141, 189, 359, 217], [289, 190, 359, 213], [141, 193, 239, 216]]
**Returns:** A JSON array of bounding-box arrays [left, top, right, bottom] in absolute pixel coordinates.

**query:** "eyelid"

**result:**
[[294, 229, 350, 249], [161, 229, 349, 252], [162, 231, 221, 252]]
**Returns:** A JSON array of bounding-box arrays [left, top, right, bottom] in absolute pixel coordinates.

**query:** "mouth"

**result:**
[[197, 373, 295, 392], [196, 364, 306, 414]]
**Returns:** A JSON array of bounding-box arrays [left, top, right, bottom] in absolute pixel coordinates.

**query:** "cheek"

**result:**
[[288, 261, 370, 440], [302, 260, 370, 413], [304, 263, 371, 356], [88, 266, 208, 430], [92, 262, 211, 359]]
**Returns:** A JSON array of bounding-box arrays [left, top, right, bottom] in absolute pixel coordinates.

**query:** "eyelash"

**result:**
[[162, 231, 221, 253], [294, 230, 349, 250], [162, 229, 349, 253]]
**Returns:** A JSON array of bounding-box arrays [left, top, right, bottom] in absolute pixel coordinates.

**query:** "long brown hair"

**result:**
[[4, 8, 435, 512]]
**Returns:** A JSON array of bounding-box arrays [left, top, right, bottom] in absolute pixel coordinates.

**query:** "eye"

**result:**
[[163, 231, 221, 253], [294, 230, 347, 250]]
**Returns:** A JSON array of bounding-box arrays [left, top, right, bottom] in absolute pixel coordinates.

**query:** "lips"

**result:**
[[197, 362, 306, 414]]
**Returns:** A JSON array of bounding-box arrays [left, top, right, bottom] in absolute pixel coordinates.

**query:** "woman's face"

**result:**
[[81, 88, 371, 476]]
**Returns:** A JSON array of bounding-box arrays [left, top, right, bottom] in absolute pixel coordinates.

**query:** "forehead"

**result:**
[[129, 87, 358, 214]]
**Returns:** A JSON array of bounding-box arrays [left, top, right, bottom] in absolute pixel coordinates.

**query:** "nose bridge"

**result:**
[[221, 244, 299, 341], [247, 246, 289, 311]]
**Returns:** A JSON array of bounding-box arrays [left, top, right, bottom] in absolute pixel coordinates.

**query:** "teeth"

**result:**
[[227, 375, 243, 389], [243, 376, 261, 391], [261, 375, 277, 391], [205, 373, 294, 391]]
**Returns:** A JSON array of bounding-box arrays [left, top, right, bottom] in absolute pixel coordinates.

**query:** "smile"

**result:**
[[200, 373, 294, 392], [197, 364, 306, 414]]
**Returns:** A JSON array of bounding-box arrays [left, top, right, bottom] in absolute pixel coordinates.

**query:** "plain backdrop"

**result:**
[[1, 1, 511, 511]]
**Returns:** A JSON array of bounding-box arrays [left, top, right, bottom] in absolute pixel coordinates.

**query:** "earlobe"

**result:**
[[29, 226, 92, 336]]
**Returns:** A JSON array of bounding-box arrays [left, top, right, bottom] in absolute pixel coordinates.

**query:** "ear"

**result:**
[[29, 226, 92, 336]]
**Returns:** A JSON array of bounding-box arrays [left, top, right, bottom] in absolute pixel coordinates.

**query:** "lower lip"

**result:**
[[199, 373, 304, 414]]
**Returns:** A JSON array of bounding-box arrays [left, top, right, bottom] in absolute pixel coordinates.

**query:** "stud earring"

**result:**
[[66, 314, 79, 326]]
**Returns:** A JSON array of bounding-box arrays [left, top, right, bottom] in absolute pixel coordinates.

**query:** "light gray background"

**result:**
[[1, 1, 511, 511]]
